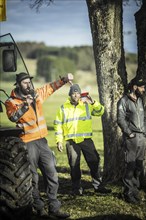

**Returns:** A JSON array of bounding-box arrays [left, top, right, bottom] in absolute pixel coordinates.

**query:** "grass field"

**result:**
[[0, 76, 146, 219]]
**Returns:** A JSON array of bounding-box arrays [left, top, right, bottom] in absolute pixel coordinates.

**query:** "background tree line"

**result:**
[[18, 42, 96, 81], [1, 41, 137, 83]]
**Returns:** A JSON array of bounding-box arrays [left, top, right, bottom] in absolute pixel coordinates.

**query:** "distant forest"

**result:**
[[16, 42, 137, 82]]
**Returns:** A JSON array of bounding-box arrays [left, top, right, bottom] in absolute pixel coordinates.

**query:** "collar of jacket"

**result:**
[[65, 97, 84, 106], [127, 93, 140, 103], [10, 88, 28, 101]]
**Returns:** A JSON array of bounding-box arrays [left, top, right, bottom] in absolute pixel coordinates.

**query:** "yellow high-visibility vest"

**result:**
[[0, 0, 6, 22], [54, 98, 104, 144]]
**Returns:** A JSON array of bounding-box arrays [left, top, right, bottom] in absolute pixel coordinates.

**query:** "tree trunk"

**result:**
[[86, 0, 127, 182], [135, 0, 146, 189], [135, 0, 146, 80]]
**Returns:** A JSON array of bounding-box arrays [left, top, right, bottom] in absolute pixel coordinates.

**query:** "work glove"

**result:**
[[81, 92, 95, 104], [84, 94, 95, 104], [57, 142, 63, 152], [60, 73, 73, 85]]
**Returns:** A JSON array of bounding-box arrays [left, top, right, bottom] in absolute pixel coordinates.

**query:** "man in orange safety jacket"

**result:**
[[5, 72, 73, 219]]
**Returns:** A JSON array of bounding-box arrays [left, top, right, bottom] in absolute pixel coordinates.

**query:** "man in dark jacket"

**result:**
[[117, 76, 146, 204]]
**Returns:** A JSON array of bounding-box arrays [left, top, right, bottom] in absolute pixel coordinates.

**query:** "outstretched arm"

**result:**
[[36, 73, 74, 102]]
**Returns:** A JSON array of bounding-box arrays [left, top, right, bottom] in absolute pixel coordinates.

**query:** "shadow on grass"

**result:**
[[57, 166, 92, 176], [37, 174, 145, 220], [30, 213, 142, 220], [77, 215, 141, 220], [38, 166, 114, 195], [38, 173, 93, 195], [30, 214, 142, 220]]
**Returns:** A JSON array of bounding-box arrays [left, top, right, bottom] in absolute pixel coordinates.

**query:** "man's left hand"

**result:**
[[86, 95, 95, 105], [57, 142, 63, 152], [60, 73, 74, 84]]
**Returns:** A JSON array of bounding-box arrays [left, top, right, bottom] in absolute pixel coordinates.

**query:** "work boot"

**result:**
[[133, 191, 141, 202], [37, 208, 49, 218], [49, 210, 70, 219], [95, 186, 112, 194], [71, 187, 83, 196], [124, 193, 139, 205]]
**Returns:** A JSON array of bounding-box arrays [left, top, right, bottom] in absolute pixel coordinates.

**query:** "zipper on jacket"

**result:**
[[31, 100, 39, 125], [135, 100, 142, 132]]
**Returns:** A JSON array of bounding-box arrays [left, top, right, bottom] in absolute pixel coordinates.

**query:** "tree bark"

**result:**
[[135, 0, 146, 189], [135, 0, 146, 79], [86, 0, 127, 182]]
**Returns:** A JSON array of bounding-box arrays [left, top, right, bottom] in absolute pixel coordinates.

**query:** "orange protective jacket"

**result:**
[[5, 80, 65, 143]]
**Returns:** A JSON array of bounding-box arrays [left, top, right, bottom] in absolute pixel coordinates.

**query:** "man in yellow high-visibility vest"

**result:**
[[54, 84, 111, 195]]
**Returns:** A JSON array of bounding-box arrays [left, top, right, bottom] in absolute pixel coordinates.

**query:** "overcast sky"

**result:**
[[1, 0, 140, 53]]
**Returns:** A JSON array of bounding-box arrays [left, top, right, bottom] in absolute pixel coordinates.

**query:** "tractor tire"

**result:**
[[0, 136, 33, 220]]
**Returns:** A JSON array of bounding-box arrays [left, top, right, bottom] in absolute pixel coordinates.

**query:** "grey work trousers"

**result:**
[[123, 133, 146, 197], [26, 138, 61, 212], [66, 138, 101, 192]]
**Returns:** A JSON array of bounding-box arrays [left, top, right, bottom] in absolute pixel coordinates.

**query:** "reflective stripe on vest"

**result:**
[[55, 131, 63, 135], [65, 132, 92, 139], [25, 124, 47, 134], [61, 103, 91, 124], [92, 106, 103, 115], [20, 116, 45, 128]]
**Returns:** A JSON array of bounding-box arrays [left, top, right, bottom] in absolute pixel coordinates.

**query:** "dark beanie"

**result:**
[[129, 76, 146, 87], [69, 84, 81, 96]]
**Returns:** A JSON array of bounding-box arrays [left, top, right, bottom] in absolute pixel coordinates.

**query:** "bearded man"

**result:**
[[117, 76, 146, 204]]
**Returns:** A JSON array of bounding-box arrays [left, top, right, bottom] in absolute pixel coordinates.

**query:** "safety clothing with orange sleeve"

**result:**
[[5, 79, 66, 143], [54, 98, 104, 144]]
